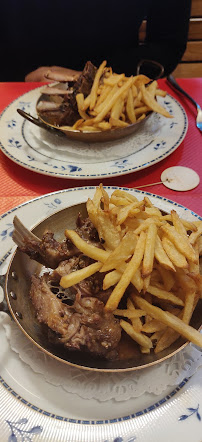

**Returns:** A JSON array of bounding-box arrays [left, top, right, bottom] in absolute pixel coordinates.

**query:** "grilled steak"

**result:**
[[53, 255, 112, 305], [13, 213, 122, 360], [19, 231, 80, 269], [67, 60, 97, 108], [18, 215, 101, 269], [30, 274, 121, 360], [38, 61, 97, 127]]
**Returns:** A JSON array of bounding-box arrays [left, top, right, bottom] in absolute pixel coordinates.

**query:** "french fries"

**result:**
[[134, 295, 202, 348], [64, 230, 109, 262], [60, 185, 202, 356], [105, 231, 146, 312], [120, 319, 153, 349], [60, 262, 102, 288], [71, 60, 171, 132]]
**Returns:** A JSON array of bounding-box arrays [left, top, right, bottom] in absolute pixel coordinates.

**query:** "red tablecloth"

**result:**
[[0, 79, 202, 216]]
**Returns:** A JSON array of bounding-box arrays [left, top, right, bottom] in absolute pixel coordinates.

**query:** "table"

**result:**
[[0, 78, 202, 442], [0, 78, 201, 217]]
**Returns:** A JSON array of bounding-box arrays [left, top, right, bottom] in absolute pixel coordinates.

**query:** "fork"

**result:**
[[167, 75, 202, 132]]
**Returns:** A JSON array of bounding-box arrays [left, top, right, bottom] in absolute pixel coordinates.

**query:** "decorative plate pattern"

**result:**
[[0, 186, 201, 441], [0, 87, 187, 179]]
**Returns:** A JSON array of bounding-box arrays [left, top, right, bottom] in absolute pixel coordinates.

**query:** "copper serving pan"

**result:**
[[17, 105, 153, 144], [36, 94, 153, 143], [17, 59, 166, 144], [1, 203, 201, 372]]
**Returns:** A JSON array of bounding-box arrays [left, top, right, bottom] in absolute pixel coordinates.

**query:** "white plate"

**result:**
[[0, 186, 202, 442], [0, 87, 187, 179]]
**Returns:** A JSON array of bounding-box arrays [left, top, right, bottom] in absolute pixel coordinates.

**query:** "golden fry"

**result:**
[[156, 88, 167, 97], [95, 209, 121, 251], [95, 85, 111, 108], [65, 229, 109, 262], [161, 223, 197, 263], [72, 118, 84, 130], [120, 319, 153, 349], [110, 97, 124, 120], [134, 295, 202, 348], [89, 60, 107, 110], [142, 319, 166, 333], [171, 210, 187, 236], [142, 223, 157, 277], [66, 61, 171, 132], [154, 235, 176, 272], [105, 231, 146, 311], [161, 236, 188, 269], [146, 285, 184, 306], [109, 118, 129, 128], [60, 262, 102, 288], [127, 298, 143, 332], [134, 105, 150, 116], [189, 222, 202, 245], [116, 202, 143, 225], [155, 264, 175, 291], [76, 93, 89, 120], [62, 185, 202, 357], [104, 73, 125, 86], [94, 76, 134, 123], [100, 231, 137, 273], [126, 88, 136, 123], [113, 308, 146, 319], [154, 328, 180, 353], [134, 217, 163, 234], [146, 81, 157, 97], [95, 84, 118, 114], [103, 269, 121, 290], [139, 83, 172, 118]]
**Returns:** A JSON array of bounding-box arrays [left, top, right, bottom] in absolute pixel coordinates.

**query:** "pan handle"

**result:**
[[17, 109, 64, 137], [0, 274, 10, 315], [136, 59, 164, 80], [17, 108, 50, 129]]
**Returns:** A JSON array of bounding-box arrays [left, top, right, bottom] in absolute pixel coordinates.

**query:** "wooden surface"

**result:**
[[173, 63, 202, 78], [191, 0, 202, 16]]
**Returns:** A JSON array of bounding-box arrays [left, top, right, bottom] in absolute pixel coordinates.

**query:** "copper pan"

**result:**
[[17, 106, 153, 143], [17, 59, 165, 143], [0, 202, 201, 372]]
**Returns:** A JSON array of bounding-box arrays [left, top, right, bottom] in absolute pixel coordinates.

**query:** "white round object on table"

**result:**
[[161, 166, 200, 191]]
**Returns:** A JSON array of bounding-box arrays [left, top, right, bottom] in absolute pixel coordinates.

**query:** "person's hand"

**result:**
[[25, 66, 81, 82]]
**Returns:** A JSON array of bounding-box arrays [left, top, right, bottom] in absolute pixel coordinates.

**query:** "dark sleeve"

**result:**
[[143, 0, 192, 76], [109, 0, 191, 77]]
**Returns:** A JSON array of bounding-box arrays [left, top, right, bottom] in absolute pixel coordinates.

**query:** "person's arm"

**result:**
[[109, 0, 191, 77], [25, 66, 81, 82], [140, 0, 192, 76]]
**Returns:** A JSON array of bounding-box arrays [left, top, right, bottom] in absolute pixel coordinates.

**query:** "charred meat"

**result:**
[[13, 214, 101, 269], [30, 274, 121, 360], [13, 214, 122, 360], [53, 255, 112, 305], [19, 231, 80, 269], [37, 61, 97, 127]]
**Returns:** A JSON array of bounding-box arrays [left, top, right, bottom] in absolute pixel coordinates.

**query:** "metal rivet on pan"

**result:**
[[9, 291, 17, 300], [15, 312, 23, 320], [11, 271, 18, 280]]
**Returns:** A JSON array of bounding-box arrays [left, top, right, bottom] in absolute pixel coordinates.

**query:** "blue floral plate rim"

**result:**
[[0, 186, 201, 442], [0, 87, 188, 179]]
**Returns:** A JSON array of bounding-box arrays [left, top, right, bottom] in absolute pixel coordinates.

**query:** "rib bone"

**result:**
[[12, 216, 41, 248]]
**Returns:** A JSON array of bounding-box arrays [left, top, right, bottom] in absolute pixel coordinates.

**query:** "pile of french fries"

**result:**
[[70, 60, 172, 132], [60, 185, 202, 355]]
